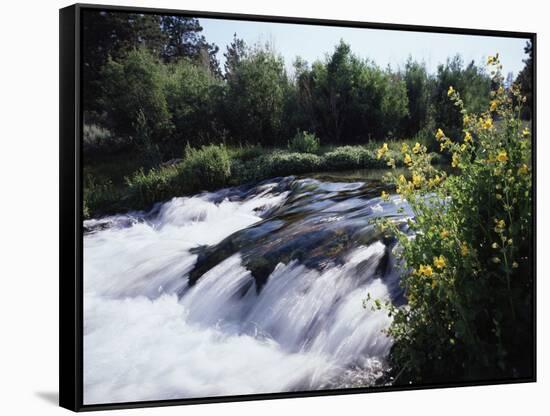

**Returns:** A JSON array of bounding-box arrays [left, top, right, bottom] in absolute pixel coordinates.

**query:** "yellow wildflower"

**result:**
[[433, 255, 446, 270], [381, 191, 389, 201], [440, 229, 449, 239], [404, 154, 412, 165], [496, 219, 506, 229], [482, 117, 493, 129], [522, 128, 530, 137], [412, 142, 421, 154], [447, 86, 455, 97], [452, 153, 460, 168], [435, 128, 445, 141], [518, 164, 529, 175], [512, 262, 519, 269], [401, 143, 409, 153], [377, 143, 389, 160], [419, 264, 433, 277], [460, 144, 467, 152], [398, 174, 406, 183], [491, 242, 499, 249], [412, 174, 423, 187], [496, 150, 508, 163], [490, 100, 499, 112], [460, 243, 469, 257], [464, 132, 472, 143], [463, 114, 470, 125]]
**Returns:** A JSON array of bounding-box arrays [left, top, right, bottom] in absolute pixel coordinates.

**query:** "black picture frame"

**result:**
[[60, 3, 537, 412]]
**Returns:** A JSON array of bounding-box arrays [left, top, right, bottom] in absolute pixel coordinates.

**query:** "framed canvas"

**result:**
[[60, 3, 536, 411]]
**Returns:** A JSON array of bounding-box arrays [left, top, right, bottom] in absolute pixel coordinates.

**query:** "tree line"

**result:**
[[82, 11, 532, 162]]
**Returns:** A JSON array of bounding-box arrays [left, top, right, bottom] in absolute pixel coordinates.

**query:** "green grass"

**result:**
[[84, 140, 446, 218]]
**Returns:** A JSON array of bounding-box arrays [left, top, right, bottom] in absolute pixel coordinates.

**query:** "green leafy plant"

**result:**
[[288, 131, 320, 153], [373, 54, 533, 384]]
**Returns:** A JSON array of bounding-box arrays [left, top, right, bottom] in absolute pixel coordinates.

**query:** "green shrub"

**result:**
[[125, 165, 183, 209], [374, 56, 533, 384], [288, 131, 320, 154], [83, 174, 120, 218], [229, 144, 264, 161], [322, 146, 365, 170], [182, 144, 232, 190], [260, 152, 322, 176]]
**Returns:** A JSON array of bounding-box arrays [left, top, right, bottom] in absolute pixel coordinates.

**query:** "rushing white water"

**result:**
[[83, 178, 399, 404]]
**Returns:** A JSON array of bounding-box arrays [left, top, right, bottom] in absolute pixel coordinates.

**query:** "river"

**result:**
[[82, 174, 412, 404]]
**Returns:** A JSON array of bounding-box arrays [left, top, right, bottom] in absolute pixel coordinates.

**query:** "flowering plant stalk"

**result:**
[[373, 55, 533, 383]]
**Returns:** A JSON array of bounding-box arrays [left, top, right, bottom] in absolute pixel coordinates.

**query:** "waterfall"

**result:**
[[83, 177, 409, 404]]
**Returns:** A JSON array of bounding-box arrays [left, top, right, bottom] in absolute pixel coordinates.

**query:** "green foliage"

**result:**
[[375, 57, 533, 383], [223, 46, 289, 145], [164, 59, 223, 147], [83, 174, 120, 219], [432, 56, 491, 138], [288, 131, 320, 153], [124, 143, 232, 209], [515, 41, 533, 119], [297, 42, 409, 142], [402, 59, 432, 138], [101, 48, 173, 143], [323, 146, 371, 170], [182, 144, 232, 189], [124, 165, 183, 208]]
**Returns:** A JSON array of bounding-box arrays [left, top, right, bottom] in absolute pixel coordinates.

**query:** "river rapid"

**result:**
[[83, 175, 412, 404]]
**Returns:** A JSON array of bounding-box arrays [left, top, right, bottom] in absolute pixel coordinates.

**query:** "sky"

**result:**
[[199, 17, 529, 78]]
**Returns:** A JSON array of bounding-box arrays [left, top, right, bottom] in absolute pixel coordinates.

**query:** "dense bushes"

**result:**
[[85, 35, 502, 159], [374, 56, 533, 383], [101, 48, 173, 144], [182, 144, 232, 189], [85, 140, 430, 217], [288, 131, 320, 153]]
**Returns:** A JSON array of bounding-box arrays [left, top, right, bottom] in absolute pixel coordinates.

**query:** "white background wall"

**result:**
[[0, 0, 547, 414]]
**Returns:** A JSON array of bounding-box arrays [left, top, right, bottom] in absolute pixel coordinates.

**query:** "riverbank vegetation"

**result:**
[[373, 56, 533, 384], [82, 12, 532, 218]]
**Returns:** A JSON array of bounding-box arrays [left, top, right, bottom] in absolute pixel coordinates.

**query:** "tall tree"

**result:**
[[160, 16, 221, 77], [223, 34, 247, 80], [515, 41, 533, 119], [82, 11, 166, 112]]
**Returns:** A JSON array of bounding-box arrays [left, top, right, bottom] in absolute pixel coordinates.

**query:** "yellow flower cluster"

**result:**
[[464, 132, 473, 143], [412, 142, 422, 154], [412, 173, 423, 187], [447, 86, 455, 97], [481, 117, 493, 130], [460, 242, 469, 257], [496, 150, 508, 163], [377, 143, 388, 159], [452, 153, 460, 168], [433, 255, 446, 270], [404, 154, 412, 166], [487, 53, 499, 65], [418, 264, 433, 277], [381, 191, 389, 201], [428, 174, 442, 188], [435, 128, 445, 141], [518, 164, 529, 175]]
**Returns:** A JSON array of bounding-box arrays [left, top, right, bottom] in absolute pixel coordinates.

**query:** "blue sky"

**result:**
[[199, 18, 529, 77]]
